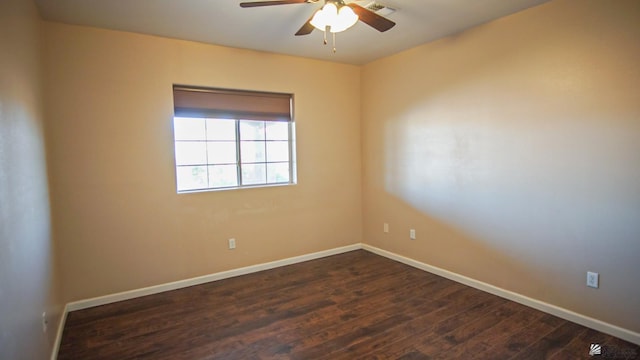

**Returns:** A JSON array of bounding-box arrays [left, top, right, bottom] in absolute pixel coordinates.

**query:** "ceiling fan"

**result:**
[[239, 0, 396, 51]]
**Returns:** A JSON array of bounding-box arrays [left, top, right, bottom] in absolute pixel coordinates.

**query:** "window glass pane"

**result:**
[[175, 141, 207, 165], [208, 165, 238, 188], [266, 141, 289, 162], [267, 163, 289, 184], [242, 163, 266, 185], [174, 117, 206, 141], [207, 141, 236, 164], [173, 113, 295, 192], [240, 120, 265, 141], [266, 122, 289, 141], [206, 119, 236, 141], [240, 141, 266, 163], [176, 166, 208, 191]]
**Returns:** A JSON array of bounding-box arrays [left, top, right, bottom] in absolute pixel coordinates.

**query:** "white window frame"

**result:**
[[173, 117, 296, 192]]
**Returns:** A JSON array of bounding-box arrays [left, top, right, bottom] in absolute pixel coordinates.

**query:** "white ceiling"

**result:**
[[34, 0, 549, 65]]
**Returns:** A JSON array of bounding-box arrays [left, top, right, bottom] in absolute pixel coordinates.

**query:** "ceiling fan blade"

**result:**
[[347, 3, 396, 32], [240, 0, 308, 8], [295, 13, 316, 36]]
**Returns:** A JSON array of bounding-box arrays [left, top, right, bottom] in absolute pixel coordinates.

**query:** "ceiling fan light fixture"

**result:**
[[310, 1, 358, 33], [334, 5, 358, 32]]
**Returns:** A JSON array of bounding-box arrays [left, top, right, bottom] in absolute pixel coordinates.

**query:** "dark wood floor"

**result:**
[[58, 250, 639, 359]]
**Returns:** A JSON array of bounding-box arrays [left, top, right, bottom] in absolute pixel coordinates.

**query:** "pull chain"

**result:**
[[333, 32, 336, 53], [320, 26, 337, 53], [323, 25, 328, 45]]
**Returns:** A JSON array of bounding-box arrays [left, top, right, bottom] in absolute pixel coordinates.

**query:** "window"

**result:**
[[172, 86, 296, 192]]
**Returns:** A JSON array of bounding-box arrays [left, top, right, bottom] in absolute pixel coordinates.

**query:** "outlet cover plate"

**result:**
[[587, 271, 599, 288], [42, 312, 48, 333]]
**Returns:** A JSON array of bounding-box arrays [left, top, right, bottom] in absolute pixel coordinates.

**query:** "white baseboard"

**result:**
[[65, 243, 361, 312], [51, 243, 361, 359], [50, 304, 69, 360], [51, 241, 639, 360], [362, 243, 640, 346]]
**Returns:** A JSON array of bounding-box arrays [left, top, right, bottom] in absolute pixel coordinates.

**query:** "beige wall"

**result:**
[[0, 0, 61, 358], [362, 0, 640, 333], [22, 0, 638, 349], [43, 23, 363, 302]]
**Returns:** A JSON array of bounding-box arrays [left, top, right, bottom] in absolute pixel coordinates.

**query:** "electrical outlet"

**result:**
[[587, 271, 599, 288], [383, 223, 389, 233], [410, 229, 416, 240], [42, 312, 48, 333], [228, 238, 236, 250]]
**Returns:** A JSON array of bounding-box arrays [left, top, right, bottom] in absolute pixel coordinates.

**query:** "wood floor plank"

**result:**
[[548, 327, 610, 360], [510, 321, 586, 359], [449, 306, 545, 359], [432, 300, 524, 359], [57, 250, 640, 360], [330, 288, 505, 359], [211, 268, 451, 359], [328, 282, 481, 359]]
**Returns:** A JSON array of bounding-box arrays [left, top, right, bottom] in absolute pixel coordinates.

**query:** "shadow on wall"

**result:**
[[380, 113, 640, 328], [366, 11, 640, 332]]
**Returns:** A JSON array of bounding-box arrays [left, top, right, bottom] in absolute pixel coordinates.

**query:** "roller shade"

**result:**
[[173, 86, 292, 122]]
